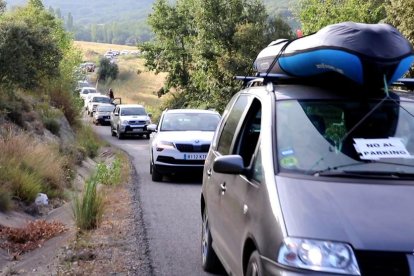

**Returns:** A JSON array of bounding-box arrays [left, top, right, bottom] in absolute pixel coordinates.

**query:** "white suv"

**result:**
[[110, 104, 152, 139], [86, 95, 112, 116], [147, 109, 221, 182], [79, 87, 97, 101]]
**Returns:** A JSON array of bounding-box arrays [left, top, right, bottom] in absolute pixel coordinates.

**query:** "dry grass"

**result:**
[[74, 41, 167, 113], [74, 41, 138, 58], [0, 131, 69, 202]]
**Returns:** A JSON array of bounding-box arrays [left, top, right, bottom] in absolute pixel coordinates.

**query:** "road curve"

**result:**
[[92, 122, 220, 276]]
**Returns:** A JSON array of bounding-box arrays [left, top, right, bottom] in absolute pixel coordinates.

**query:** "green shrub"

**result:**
[[3, 166, 42, 202], [96, 158, 121, 186], [48, 85, 82, 127], [43, 117, 60, 135], [72, 178, 104, 230], [97, 58, 119, 81], [0, 188, 12, 212], [77, 125, 101, 158]]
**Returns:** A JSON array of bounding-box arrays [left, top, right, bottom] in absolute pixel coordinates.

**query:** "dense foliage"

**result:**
[[298, 0, 385, 34], [7, 0, 298, 45], [142, 0, 293, 112], [97, 58, 119, 82], [385, 0, 414, 55]]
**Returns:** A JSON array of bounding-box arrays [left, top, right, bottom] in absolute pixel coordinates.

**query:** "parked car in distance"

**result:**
[[200, 77, 414, 276], [83, 92, 102, 110], [75, 80, 90, 93], [79, 87, 98, 101], [110, 104, 152, 140], [93, 103, 115, 125], [80, 62, 95, 72], [147, 109, 221, 182], [87, 95, 113, 116]]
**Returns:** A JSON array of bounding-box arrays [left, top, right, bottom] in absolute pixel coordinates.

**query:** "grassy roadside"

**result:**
[[1, 40, 165, 274]]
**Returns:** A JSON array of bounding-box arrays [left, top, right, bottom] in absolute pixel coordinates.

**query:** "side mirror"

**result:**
[[213, 155, 245, 175], [147, 124, 157, 132]]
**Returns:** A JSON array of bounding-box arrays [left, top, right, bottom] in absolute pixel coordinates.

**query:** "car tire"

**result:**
[[201, 208, 220, 272], [151, 164, 162, 182], [117, 126, 124, 140], [246, 251, 263, 276]]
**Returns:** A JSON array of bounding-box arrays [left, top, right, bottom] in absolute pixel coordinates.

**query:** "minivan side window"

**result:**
[[233, 99, 261, 167], [216, 95, 249, 155]]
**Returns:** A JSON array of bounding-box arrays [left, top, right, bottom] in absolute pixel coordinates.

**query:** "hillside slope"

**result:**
[[7, 0, 299, 25], [6, 0, 154, 24]]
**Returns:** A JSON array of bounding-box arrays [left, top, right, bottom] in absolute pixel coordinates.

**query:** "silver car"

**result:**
[[201, 78, 414, 276], [110, 104, 151, 139], [93, 103, 115, 125]]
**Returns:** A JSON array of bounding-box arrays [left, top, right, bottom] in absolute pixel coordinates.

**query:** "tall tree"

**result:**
[[28, 0, 44, 9], [0, 0, 6, 14], [55, 7, 62, 19], [66, 12, 74, 31], [142, 0, 293, 111], [0, 0, 80, 89], [385, 0, 414, 76], [298, 0, 385, 34]]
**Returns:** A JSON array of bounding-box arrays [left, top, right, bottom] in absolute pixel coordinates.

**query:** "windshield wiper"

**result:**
[[315, 170, 414, 180], [312, 160, 414, 177]]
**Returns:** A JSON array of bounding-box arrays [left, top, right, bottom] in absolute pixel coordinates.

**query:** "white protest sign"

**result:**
[[353, 138, 411, 160]]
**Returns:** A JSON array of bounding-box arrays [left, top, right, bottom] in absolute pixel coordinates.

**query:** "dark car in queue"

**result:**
[[200, 79, 414, 276]]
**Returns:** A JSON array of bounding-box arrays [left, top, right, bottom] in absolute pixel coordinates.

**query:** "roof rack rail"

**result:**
[[235, 73, 294, 86], [391, 78, 414, 90]]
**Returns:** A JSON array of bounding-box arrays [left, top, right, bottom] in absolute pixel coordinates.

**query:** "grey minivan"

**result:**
[[201, 77, 414, 275]]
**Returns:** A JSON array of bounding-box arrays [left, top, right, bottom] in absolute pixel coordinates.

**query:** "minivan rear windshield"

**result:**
[[276, 97, 414, 176]]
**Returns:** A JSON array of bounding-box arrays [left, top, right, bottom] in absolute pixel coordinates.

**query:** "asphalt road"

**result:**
[[91, 121, 220, 276]]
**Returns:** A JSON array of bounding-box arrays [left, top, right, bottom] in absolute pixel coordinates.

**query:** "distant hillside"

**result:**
[[6, 0, 300, 44], [6, 0, 153, 24]]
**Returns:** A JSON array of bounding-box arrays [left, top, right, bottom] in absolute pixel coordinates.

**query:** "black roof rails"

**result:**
[[235, 73, 294, 86], [391, 78, 414, 90]]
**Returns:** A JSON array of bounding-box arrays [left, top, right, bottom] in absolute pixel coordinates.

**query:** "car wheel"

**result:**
[[117, 126, 124, 140], [201, 208, 220, 272], [246, 251, 263, 276], [151, 164, 162, 182]]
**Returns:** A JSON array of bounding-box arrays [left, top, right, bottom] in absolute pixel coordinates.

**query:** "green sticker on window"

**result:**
[[280, 156, 298, 168]]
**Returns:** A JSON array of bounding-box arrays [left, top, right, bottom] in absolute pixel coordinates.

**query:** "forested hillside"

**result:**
[[6, 0, 299, 44]]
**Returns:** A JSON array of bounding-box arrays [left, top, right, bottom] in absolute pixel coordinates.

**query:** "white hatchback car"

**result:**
[[147, 109, 221, 182]]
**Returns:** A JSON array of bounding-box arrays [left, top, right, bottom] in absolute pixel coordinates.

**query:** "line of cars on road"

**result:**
[[77, 81, 224, 184], [80, 59, 414, 276]]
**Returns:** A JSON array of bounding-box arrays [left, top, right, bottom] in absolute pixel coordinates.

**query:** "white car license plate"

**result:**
[[184, 153, 206, 160]]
